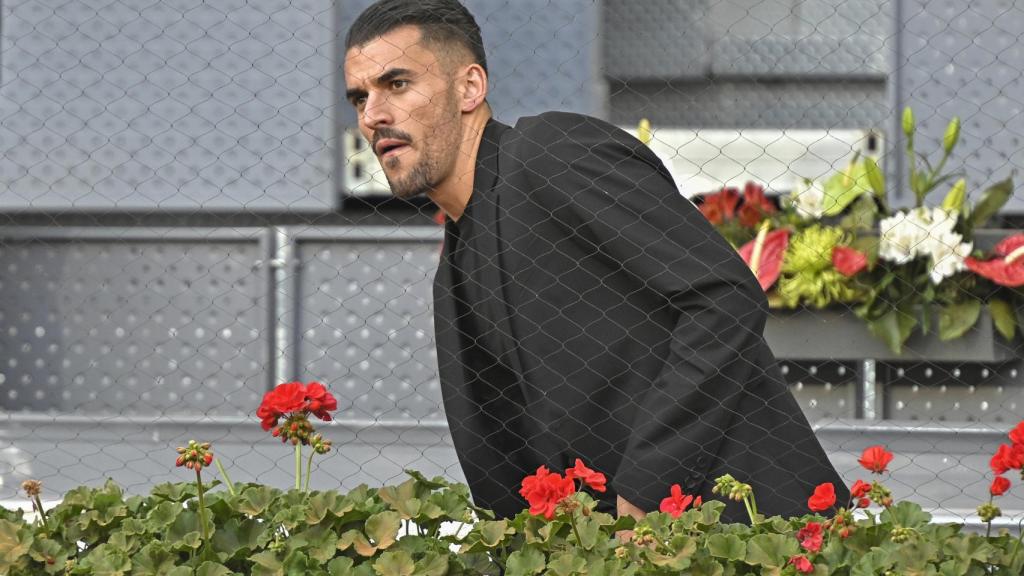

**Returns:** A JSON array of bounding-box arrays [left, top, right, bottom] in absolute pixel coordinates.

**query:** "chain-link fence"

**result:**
[[2, 0, 1024, 529]]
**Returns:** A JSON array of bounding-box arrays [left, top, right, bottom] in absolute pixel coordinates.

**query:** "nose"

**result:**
[[361, 92, 393, 131]]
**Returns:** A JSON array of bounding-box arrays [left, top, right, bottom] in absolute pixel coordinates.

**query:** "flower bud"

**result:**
[[943, 117, 960, 154], [889, 527, 913, 543], [839, 527, 852, 539], [175, 455, 186, 467], [203, 453, 213, 466], [941, 178, 966, 212], [902, 107, 915, 138], [857, 497, 870, 509], [977, 502, 1002, 522], [615, 546, 628, 559]]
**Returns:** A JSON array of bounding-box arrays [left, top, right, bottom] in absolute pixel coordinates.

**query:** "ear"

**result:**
[[458, 63, 488, 113]]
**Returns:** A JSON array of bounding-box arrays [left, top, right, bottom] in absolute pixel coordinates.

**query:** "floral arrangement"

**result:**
[[1, 381, 1023, 574], [692, 108, 1021, 354]]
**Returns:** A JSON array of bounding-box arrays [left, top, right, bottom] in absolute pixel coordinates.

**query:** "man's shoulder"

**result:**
[[511, 111, 632, 144]]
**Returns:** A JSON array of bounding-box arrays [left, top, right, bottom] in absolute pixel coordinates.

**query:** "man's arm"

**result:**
[[519, 113, 770, 512]]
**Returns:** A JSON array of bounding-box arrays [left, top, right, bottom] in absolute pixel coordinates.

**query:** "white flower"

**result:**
[[879, 207, 971, 283], [926, 231, 972, 284], [879, 211, 924, 264], [788, 179, 826, 220]]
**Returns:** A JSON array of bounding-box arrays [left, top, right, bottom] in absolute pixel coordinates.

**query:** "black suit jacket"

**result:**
[[433, 112, 847, 522]]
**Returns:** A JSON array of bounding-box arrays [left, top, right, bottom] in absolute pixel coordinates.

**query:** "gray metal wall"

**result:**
[[2, 0, 1024, 525]]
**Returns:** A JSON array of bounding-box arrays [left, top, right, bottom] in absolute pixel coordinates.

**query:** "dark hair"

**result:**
[[346, 0, 487, 73]]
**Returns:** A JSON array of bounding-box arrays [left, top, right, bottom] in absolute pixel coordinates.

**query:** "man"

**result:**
[[344, 0, 847, 522]]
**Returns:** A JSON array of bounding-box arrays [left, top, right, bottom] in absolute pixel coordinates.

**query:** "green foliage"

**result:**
[[3, 473, 1024, 575]]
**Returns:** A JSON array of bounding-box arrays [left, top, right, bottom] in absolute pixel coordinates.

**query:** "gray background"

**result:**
[[2, 0, 1024, 525]]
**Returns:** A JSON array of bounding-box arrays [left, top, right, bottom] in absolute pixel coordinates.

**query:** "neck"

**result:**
[[428, 106, 492, 221]]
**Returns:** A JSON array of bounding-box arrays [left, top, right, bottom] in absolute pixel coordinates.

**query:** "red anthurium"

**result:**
[[519, 466, 575, 520], [738, 182, 777, 228], [565, 459, 607, 493], [807, 482, 836, 512], [660, 484, 700, 518], [832, 246, 868, 277], [698, 187, 741, 225], [991, 476, 1011, 496], [797, 521, 824, 552], [738, 228, 790, 291], [858, 445, 894, 474], [965, 233, 1024, 287]]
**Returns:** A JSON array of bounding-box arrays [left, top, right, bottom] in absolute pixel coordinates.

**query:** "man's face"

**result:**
[[344, 26, 463, 199]]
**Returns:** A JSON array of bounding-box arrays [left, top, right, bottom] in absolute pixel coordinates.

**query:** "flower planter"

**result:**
[[764, 307, 1018, 362]]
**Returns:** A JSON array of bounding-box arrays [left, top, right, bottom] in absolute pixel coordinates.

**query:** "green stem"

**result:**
[[742, 496, 756, 525], [748, 492, 759, 520], [569, 513, 584, 548], [213, 458, 236, 496], [196, 469, 211, 548], [294, 443, 302, 491], [304, 449, 315, 492], [986, 495, 994, 539]]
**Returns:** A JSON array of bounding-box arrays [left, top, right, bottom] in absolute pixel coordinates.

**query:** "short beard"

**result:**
[[386, 159, 433, 199], [385, 87, 461, 200]]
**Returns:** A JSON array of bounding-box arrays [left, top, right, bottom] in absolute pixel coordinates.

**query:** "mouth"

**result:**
[[375, 139, 410, 159]]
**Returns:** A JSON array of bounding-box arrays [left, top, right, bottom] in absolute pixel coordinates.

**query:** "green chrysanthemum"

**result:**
[[777, 225, 860, 308]]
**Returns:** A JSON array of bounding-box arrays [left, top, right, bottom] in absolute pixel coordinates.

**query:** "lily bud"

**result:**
[[942, 178, 966, 212], [637, 118, 652, 145], [943, 116, 961, 154], [902, 107, 915, 138]]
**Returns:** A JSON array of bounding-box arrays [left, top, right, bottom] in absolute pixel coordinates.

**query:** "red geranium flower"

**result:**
[[990, 443, 1024, 475], [659, 484, 700, 518], [257, 381, 338, 431], [858, 445, 894, 474], [565, 459, 607, 493], [808, 482, 836, 512], [738, 228, 791, 291], [304, 381, 339, 421], [965, 233, 1024, 287], [832, 246, 868, 277], [797, 521, 823, 552], [738, 182, 777, 228], [519, 465, 575, 520], [698, 187, 741, 225], [991, 476, 1011, 496], [1008, 420, 1024, 447], [850, 479, 871, 499], [788, 555, 814, 574]]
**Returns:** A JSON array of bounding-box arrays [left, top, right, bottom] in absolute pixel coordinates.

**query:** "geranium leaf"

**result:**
[[414, 553, 450, 576], [236, 485, 276, 516], [479, 520, 512, 547], [938, 300, 981, 341], [196, 561, 234, 576], [373, 549, 414, 576], [404, 470, 450, 490], [365, 511, 401, 551], [708, 533, 746, 561], [744, 533, 798, 568], [546, 552, 587, 576], [989, 299, 1017, 340], [880, 501, 932, 528], [506, 546, 545, 576]]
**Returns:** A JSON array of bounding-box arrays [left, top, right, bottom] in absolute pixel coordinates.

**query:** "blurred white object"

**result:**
[[628, 126, 883, 198]]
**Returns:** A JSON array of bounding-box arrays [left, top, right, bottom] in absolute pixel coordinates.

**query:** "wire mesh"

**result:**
[[1, 0, 1023, 528]]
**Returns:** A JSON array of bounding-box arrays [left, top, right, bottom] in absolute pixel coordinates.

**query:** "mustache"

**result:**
[[371, 128, 413, 151]]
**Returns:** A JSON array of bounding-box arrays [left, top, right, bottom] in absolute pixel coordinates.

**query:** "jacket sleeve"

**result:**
[[516, 113, 773, 511]]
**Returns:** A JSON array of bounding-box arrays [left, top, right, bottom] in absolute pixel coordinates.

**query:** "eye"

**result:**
[[391, 79, 409, 90], [351, 96, 367, 110]]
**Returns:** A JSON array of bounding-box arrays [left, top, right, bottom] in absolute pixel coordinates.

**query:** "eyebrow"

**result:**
[[345, 67, 415, 104]]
